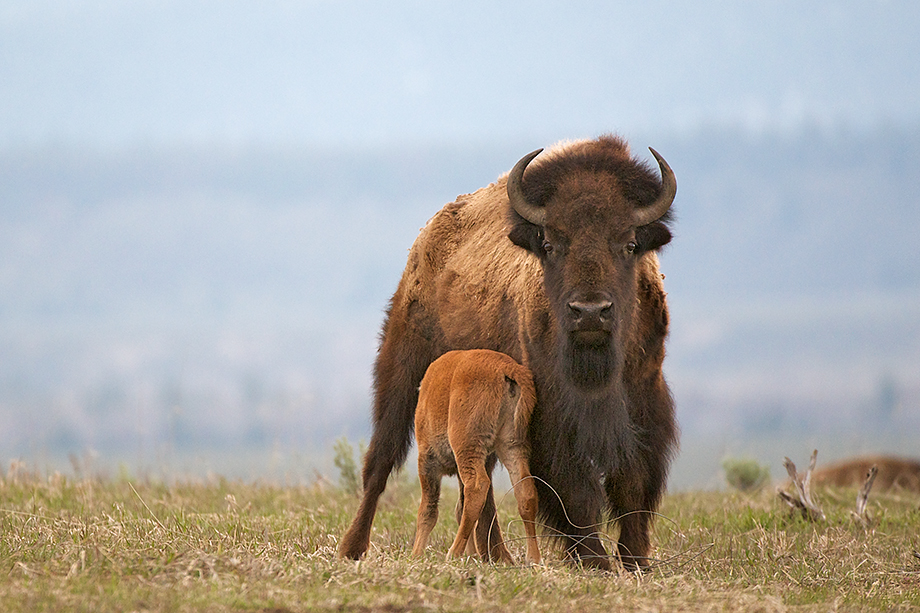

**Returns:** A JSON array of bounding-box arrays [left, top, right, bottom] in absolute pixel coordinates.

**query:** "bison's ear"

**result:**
[[635, 221, 672, 253], [508, 221, 543, 254]]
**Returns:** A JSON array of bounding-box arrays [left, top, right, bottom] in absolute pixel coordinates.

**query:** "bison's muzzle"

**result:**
[[568, 299, 613, 328], [565, 296, 615, 348]]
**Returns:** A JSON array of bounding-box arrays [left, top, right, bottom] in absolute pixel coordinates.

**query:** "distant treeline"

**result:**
[[1, 125, 918, 466]]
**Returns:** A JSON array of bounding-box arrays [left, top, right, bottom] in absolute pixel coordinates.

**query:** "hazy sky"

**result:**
[[2, 1, 918, 148]]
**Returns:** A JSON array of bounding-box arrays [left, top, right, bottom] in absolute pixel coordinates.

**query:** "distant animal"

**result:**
[[338, 135, 678, 571], [411, 349, 541, 565], [812, 456, 920, 494]]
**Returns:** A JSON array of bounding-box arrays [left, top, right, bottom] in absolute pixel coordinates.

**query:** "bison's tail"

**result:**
[[511, 365, 537, 447]]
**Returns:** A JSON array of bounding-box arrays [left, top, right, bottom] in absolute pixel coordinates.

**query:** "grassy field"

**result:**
[[1, 460, 919, 612]]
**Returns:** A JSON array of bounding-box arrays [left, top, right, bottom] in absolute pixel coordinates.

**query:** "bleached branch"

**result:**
[[778, 450, 826, 522], [852, 464, 878, 527]]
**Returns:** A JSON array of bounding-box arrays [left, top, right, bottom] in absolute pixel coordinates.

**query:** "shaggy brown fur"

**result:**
[[812, 456, 920, 493], [411, 349, 541, 565], [338, 135, 678, 571]]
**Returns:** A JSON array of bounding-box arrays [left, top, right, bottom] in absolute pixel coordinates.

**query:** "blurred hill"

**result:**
[[1, 127, 918, 485]]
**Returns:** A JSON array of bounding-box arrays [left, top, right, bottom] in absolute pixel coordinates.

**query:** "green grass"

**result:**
[[1, 463, 919, 612]]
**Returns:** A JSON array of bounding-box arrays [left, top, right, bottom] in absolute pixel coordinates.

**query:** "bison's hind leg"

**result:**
[[338, 324, 435, 560]]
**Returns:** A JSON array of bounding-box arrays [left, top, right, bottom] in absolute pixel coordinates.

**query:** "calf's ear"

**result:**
[[508, 222, 543, 254]]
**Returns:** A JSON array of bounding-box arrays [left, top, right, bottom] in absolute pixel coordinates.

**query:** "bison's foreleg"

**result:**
[[534, 459, 610, 571], [605, 472, 653, 572], [605, 419, 673, 571]]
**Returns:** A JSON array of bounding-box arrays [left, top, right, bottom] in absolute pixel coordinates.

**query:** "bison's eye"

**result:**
[[542, 240, 554, 254], [625, 241, 638, 255]]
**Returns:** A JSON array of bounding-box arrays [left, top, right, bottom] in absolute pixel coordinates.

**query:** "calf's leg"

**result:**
[[471, 454, 512, 562], [448, 452, 491, 560], [411, 455, 442, 556], [455, 480, 479, 556], [458, 455, 511, 561], [502, 449, 541, 565]]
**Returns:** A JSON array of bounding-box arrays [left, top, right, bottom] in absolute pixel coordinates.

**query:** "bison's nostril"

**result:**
[[567, 301, 613, 319]]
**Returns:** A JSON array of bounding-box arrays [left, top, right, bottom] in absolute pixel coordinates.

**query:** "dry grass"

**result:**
[[1, 461, 919, 612]]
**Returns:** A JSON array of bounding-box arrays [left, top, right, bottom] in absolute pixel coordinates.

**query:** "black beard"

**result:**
[[565, 334, 618, 389]]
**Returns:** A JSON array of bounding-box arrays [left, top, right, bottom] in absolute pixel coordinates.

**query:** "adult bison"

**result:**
[[812, 456, 920, 494], [338, 135, 678, 570]]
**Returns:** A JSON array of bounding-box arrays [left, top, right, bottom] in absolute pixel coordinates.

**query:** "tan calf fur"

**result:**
[[411, 349, 541, 564]]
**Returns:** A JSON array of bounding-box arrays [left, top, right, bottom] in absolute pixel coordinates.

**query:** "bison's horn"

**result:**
[[507, 148, 546, 226], [634, 147, 677, 227]]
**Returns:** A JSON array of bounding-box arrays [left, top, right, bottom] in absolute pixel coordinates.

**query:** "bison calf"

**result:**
[[411, 349, 541, 565]]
